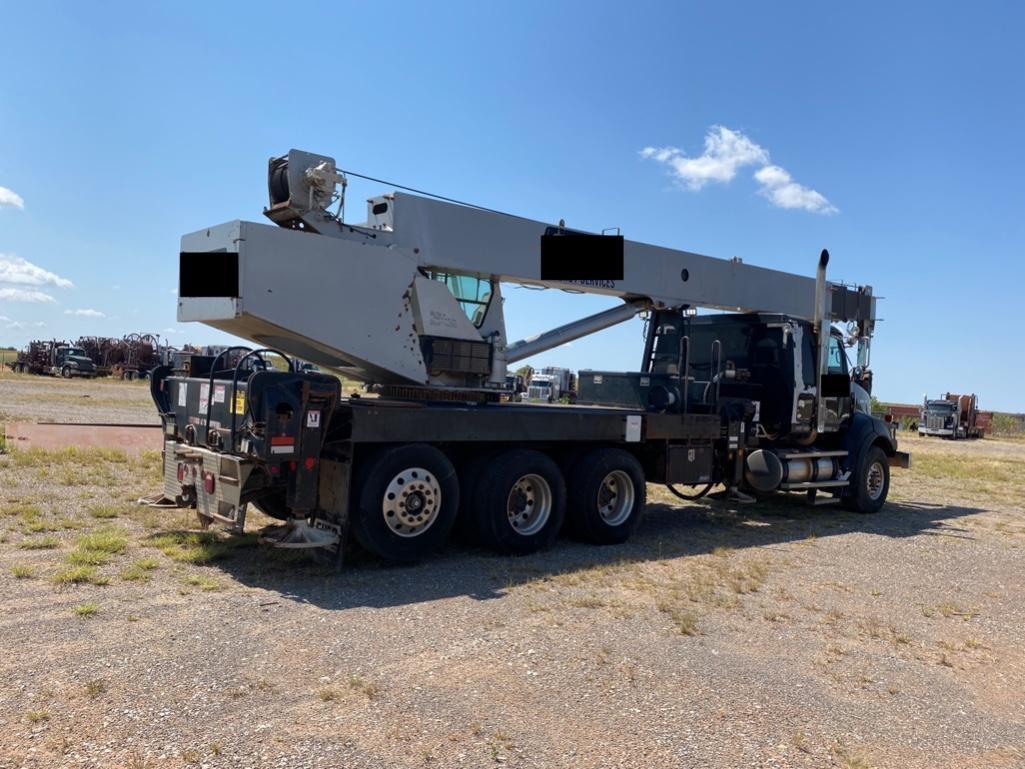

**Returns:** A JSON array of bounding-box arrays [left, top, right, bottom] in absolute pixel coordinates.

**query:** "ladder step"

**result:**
[[780, 479, 850, 490], [779, 450, 849, 459], [810, 496, 841, 506]]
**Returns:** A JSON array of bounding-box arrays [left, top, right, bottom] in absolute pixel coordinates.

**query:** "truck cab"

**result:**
[[52, 346, 97, 378]]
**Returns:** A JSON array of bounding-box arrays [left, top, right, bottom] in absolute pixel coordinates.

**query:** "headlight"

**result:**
[[69, 361, 79, 368]]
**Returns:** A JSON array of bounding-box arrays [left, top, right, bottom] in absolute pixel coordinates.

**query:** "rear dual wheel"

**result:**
[[465, 449, 566, 555], [566, 448, 646, 545], [351, 444, 460, 563]]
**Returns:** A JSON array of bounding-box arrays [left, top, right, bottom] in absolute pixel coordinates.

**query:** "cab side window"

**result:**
[[827, 336, 847, 375]]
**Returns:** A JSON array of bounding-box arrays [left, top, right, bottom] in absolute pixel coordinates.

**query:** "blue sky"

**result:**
[[1, 2, 1022, 410]]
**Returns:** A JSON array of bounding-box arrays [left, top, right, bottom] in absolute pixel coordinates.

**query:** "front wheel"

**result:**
[[566, 448, 646, 544], [61, 366, 72, 378], [351, 444, 459, 562], [844, 445, 889, 514]]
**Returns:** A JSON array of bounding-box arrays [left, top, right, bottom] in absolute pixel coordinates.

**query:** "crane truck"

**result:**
[[149, 149, 909, 564]]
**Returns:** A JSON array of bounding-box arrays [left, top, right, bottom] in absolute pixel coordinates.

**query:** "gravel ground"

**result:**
[[0, 369, 157, 425], [1, 376, 1024, 769]]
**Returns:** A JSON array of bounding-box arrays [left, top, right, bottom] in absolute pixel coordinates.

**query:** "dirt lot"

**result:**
[[1, 370, 1024, 769]]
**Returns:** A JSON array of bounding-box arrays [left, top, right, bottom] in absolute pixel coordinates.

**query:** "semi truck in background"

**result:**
[[919, 393, 991, 439], [525, 366, 576, 403], [7, 340, 98, 378]]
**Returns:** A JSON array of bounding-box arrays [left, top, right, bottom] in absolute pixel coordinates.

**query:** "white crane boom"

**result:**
[[178, 149, 875, 389]]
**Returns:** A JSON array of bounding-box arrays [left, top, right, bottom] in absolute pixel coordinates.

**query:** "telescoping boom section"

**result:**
[[156, 148, 907, 565]]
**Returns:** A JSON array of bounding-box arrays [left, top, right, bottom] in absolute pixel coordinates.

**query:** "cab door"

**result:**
[[820, 334, 853, 430]]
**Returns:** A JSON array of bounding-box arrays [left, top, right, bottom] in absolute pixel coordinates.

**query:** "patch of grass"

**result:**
[[793, 729, 811, 754], [85, 679, 107, 698], [567, 594, 606, 609], [3, 502, 42, 518], [120, 558, 160, 582], [65, 527, 129, 568], [832, 743, 874, 769], [11, 564, 36, 579], [19, 535, 59, 550], [73, 602, 100, 617], [5, 446, 128, 469], [181, 574, 222, 592], [924, 601, 978, 620], [657, 599, 699, 635], [76, 527, 129, 555], [912, 453, 1021, 485], [347, 674, 381, 698], [87, 504, 120, 519], [318, 687, 341, 702], [146, 531, 234, 564], [726, 559, 770, 594], [51, 565, 109, 586], [26, 709, 50, 723]]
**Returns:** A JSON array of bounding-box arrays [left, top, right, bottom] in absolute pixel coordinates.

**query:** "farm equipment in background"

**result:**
[[76, 333, 171, 379], [6, 339, 97, 378], [919, 393, 991, 439]]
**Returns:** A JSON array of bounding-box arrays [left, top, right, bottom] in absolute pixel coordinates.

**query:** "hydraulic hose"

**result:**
[[666, 483, 715, 501]]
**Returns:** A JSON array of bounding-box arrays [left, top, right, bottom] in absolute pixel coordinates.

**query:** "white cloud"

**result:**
[[6, 321, 25, 329], [0, 186, 24, 210], [0, 254, 74, 288], [640, 126, 769, 190], [64, 308, 106, 318], [753, 165, 837, 215], [0, 315, 9, 321], [641, 125, 837, 214], [0, 287, 56, 303], [163, 327, 184, 334]]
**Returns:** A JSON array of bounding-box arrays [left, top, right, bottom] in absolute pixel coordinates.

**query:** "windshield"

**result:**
[[532, 381, 551, 388], [926, 401, 955, 412], [428, 272, 493, 328], [67, 348, 86, 357]]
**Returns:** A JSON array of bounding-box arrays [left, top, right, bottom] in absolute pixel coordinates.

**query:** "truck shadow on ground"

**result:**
[[206, 496, 986, 611]]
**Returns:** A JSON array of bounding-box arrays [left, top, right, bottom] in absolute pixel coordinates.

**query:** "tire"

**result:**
[[471, 449, 566, 555], [61, 366, 71, 378], [251, 489, 290, 521], [566, 448, 646, 544], [843, 444, 889, 513], [453, 451, 498, 543], [351, 444, 459, 562]]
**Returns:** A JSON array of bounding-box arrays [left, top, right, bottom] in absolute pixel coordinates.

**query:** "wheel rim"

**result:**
[[866, 461, 885, 500], [382, 467, 441, 538], [596, 469, 635, 526], [506, 473, 552, 536]]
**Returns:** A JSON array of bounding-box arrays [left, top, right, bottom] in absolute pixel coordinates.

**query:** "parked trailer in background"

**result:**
[[76, 333, 172, 379], [877, 403, 921, 431], [919, 392, 989, 439]]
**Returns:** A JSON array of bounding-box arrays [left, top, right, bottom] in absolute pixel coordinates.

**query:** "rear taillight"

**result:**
[[177, 463, 186, 482], [203, 472, 216, 495]]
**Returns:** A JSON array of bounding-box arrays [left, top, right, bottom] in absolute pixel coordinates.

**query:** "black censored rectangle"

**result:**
[[179, 251, 239, 298], [540, 234, 624, 281]]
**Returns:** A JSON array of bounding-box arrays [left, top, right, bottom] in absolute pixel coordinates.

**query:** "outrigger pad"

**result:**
[[258, 517, 341, 550]]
